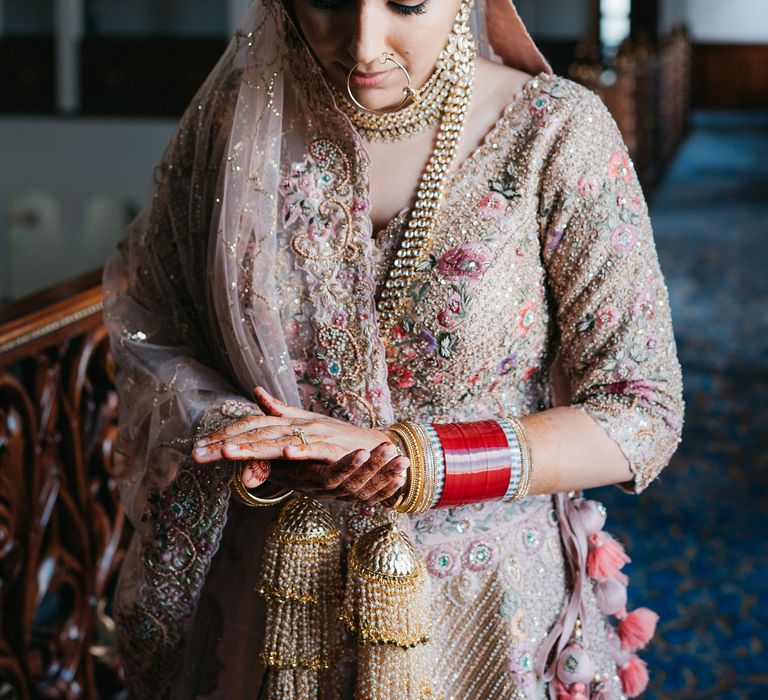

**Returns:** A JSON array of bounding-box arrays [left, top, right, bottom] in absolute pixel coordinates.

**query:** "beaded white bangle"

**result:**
[[500, 417, 532, 502], [421, 423, 446, 509]]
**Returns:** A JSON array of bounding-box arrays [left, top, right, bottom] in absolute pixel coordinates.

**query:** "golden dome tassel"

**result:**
[[257, 496, 342, 698], [341, 515, 434, 699]]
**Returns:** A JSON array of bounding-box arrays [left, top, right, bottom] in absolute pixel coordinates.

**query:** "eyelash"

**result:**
[[309, 0, 429, 15], [390, 1, 429, 15]]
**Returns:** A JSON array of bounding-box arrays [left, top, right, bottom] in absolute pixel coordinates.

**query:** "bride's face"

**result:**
[[290, 0, 463, 111]]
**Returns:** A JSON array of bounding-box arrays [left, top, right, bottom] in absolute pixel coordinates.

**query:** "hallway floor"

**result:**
[[593, 111, 768, 699]]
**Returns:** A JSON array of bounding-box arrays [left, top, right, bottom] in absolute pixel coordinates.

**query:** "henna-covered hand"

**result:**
[[192, 386, 409, 504]]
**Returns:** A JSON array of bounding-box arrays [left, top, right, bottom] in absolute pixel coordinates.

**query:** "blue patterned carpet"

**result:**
[[593, 112, 768, 699]]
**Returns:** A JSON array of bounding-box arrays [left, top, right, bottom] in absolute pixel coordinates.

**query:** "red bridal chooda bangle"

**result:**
[[385, 418, 532, 514]]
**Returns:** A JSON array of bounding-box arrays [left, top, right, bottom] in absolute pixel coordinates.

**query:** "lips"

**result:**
[[343, 63, 394, 89]]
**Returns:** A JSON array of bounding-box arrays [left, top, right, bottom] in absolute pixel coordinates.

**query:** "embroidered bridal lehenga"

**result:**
[[103, 0, 683, 697]]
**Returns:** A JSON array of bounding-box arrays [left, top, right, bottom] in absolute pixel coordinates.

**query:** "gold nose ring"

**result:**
[[346, 52, 420, 115]]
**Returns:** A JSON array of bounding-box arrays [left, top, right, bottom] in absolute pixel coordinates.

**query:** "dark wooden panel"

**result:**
[[693, 43, 768, 110], [0, 38, 55, 114], [80, 37, 227, 117]]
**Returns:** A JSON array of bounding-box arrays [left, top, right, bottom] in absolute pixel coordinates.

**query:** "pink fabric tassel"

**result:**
[[618, 655, 650, 698], [618, 607, 659, 651], [555, 681, 589, 700], [587, 532, 630, 583]]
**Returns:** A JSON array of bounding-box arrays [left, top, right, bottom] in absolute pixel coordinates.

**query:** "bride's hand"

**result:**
[[192, 387, 409, 503]]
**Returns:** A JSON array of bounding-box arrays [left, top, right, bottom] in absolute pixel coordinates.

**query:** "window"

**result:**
[[600, 0, 631, 51]]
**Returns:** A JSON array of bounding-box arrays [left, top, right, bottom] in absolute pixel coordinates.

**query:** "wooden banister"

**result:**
[[0, 271, 128, 699]]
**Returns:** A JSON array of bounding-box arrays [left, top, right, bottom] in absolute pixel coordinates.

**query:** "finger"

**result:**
[[332, 442, 397, 493], [195, 415, 292, 447], [282, 440, 348, 464], [192, 442, 226, 463], [221, 441, 292, 461], [356, 457, 409, 502], [254, 386, 348, 426], [222, 425, 317, 446], [254, 386, 317, 420], [241, 460, 272, 489], [363, 470, 408, 505]]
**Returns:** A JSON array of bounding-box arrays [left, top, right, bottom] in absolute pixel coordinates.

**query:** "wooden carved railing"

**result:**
[[0, 270, 129, 699]]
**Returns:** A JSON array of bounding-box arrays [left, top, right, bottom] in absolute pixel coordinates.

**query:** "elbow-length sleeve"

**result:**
[[539, 89, 684, 493]]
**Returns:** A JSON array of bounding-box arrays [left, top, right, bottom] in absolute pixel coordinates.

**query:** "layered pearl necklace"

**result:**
[[337, 0, 477, 336]]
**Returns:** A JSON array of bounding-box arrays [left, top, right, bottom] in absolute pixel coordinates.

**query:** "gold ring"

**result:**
[[292, 427, 309, 445], [346, 53, 419, 116]]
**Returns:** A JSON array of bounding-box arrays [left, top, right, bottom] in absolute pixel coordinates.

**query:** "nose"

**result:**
[[346, 2, 388, 68]]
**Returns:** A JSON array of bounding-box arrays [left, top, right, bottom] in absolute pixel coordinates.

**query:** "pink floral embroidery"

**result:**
[[391, 326, 408, 342], [529, 94, 553, 126], [367, 385, 387, 405], [306, 358, 337, 387], [478, 192, 507, 218], [388, 364, 416, 389], [632, 277, 658, 320], [331, 308, 349, 328], [605, 379, 656, 401], [437, 243, 494, 281], [464, 539, 498, 572], [437, 292, 464, 329], [522, 366, 539, 381], [426, 545, 461, 579], [595, 304, 619, 328], [608, 151, 633, 183], [611, 224, 638, 252], [518, 301, 536, 335], [578, 173, 600, 199], [351, 196, 370, 215]]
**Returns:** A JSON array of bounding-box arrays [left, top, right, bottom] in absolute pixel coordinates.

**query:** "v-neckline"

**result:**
[[370, 70, 548, 245]]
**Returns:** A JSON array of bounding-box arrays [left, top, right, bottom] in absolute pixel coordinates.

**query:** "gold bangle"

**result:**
[[409, 422, 436, 513], [230, 468, 294, 507], [383, 427, 409, 510], [386, 422, 430, 514]]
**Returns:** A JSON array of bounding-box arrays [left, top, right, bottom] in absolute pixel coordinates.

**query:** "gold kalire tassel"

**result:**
[[257, 496, 342, 699], [342, 515, 434, 699]]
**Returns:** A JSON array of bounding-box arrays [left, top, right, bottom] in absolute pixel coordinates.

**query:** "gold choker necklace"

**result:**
[[334, 65, 450, 142]]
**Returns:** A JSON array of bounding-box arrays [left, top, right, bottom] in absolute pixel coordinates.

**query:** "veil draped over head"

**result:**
[[103, 0, 551, 694]]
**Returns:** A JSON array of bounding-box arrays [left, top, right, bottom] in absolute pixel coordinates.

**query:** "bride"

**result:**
[[104, 0, 684, 696]]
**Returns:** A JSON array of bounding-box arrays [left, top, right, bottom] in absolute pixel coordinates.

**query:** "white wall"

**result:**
[[515, 0, 591, 39], [0, 118, 176, 301], [679, 0, 768, 43]]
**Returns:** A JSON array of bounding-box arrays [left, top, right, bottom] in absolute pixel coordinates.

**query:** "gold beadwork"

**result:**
[[256, 497, 343, 697], [370, 0, 477, 337]]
